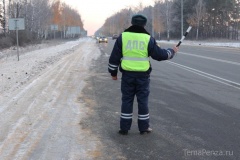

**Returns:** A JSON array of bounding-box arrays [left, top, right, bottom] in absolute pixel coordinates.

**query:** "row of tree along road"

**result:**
[[0, 0, 86, 50], [1, 0, 239, 50], [97, 0, 240, 41]]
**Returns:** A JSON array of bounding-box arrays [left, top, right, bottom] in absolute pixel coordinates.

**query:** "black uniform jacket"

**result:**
[[108, 25, 175, 77]]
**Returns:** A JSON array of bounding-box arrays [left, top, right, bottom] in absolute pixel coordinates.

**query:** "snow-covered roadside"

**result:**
[[0, 39, 83, 99], [157, 40, 240, 48], [0, 37, 108, 159], [0, 40, 67, 59]]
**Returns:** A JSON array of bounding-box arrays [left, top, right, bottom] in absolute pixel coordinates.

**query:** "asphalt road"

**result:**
[[83, 38, 240, 160]]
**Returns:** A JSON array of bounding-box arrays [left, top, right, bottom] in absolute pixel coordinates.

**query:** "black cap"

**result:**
[[131, 14, 147, 27]]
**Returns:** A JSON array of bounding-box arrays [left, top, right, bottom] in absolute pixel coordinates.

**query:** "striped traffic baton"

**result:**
[[176, 26, 192, 47]]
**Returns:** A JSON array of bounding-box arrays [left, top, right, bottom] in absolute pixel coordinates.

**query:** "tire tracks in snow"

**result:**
[[0, 38, 104, 160]]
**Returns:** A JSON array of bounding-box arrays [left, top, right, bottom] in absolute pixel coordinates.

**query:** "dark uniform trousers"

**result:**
[[120, 73, 150, 131]]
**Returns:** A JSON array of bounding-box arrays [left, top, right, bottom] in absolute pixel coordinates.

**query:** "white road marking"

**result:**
[[179, 52, 240, 66], [104, 53, 109, 57], [167, 61, 240, 90]]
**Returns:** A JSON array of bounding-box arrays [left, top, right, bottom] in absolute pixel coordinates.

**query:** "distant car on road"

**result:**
[[98, 36, 108, 43], [112, 34, 118, 40]]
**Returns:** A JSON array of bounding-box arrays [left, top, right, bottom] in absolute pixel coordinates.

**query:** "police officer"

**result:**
[[108, 14, 178, 135]]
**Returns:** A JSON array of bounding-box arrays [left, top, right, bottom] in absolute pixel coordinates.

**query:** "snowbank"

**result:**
[[0, 38, 85, 99]]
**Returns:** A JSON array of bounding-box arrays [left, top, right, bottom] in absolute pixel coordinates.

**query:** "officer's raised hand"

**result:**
[[173, 46, 179, 53]]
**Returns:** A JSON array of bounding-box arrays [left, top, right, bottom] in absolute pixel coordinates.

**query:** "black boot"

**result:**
[[118, 130, 128, 135], [140, 128, 152, 135]]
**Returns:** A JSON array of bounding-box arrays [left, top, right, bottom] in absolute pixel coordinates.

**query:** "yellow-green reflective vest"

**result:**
[[121, 32, 150, 71]]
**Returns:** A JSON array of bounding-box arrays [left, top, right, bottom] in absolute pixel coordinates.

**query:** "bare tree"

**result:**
[[165, 0, 173, 40], [153, 0, 174, 40], [0, 3, 3, 30], [132, 2, 145, 13], [195, 0, 205, 40], [153, 0, 166, 40], [2, 0, 6, 35], [101, 8, 133, 36], [187, 0, 206, 40]]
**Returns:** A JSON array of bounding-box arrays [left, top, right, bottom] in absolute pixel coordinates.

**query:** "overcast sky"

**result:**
[[62, 0, 153, 35]]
